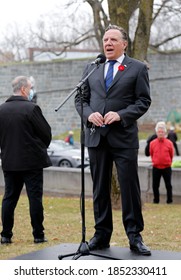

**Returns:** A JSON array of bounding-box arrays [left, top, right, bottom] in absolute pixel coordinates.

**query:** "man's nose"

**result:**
[[105, 39, 112, 46]]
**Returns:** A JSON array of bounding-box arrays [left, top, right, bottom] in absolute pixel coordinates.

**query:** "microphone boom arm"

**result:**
[[55, 64, 100, 112]]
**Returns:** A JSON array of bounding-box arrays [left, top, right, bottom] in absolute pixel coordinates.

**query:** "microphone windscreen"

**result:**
[[97, 54, 106, 63]]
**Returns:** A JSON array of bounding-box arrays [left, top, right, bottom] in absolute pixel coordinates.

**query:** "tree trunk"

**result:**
[[111, 163, 121, 210], [86, 0, 110, 52], [107, 0, 139, 55], [132, 0, 154, 61]]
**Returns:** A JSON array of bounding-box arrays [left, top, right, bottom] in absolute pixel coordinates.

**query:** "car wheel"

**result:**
[[58, 159, 72, 168]]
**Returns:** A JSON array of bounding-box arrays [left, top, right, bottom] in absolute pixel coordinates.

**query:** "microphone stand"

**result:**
[[55, 63, 119, 260]]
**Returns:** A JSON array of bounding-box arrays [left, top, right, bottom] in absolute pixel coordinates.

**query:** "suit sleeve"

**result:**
[[118, 63, 151, 127], [74, 64, 94, 127]]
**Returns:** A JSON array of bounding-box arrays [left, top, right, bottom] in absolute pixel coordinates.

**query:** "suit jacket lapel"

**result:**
[[98, 63, 106, 90], [107, 55, 132, 91]]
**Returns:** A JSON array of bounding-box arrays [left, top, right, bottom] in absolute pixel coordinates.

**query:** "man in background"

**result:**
[[0, 76, 52, 244], [150, 121, 174, 204]]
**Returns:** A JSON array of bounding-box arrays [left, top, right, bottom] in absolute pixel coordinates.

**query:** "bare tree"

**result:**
[[0, 23, 31, 62], [150, 0, 181, 52], [0, 0, 180, 62], [86, 0, 109, 52]]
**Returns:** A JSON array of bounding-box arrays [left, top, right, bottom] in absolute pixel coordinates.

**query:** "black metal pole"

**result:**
[[79, 85, 86, 243]]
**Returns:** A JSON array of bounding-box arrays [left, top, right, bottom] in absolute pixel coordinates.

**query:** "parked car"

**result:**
[[47, 140, 89, 168]]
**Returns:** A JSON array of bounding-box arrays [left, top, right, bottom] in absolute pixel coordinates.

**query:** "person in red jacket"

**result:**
[[150, 121, 174, 204]]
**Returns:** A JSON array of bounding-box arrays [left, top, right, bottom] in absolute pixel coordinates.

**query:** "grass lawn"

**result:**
[[0, 193, 180, 260]]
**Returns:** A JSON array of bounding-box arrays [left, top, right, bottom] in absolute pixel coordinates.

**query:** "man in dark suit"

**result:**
[[75, 25, 151, 255], [0, 76, 52, 244]]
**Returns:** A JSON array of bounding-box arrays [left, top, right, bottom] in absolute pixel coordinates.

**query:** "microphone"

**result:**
[[91, 54, 106, 65]]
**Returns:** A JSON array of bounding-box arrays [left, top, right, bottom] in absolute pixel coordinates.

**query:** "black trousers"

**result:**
[[88, 137, 144, 245], [152, 167, 173, 203], [173, 142, 179, 156], [1, 169, 44, 239]]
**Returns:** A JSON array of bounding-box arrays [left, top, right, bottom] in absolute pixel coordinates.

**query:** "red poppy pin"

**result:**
[[118, 64, 127, 71]]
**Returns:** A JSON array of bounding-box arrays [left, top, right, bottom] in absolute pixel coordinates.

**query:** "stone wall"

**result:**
[[0, 53, 181, 137], [0, 164, 180, 203]]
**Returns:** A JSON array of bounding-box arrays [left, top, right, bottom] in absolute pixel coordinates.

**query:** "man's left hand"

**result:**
[[104, 111, 120, 124]]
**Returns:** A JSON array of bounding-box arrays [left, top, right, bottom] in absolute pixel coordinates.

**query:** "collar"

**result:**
[[6, 95, 28, 102], [158, 137, 166, 142], [105, 53, 125, 64]]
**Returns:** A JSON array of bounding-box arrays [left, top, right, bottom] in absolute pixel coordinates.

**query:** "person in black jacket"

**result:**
[[167, 126, 180, 156], [144, 134, 157, 156], [0, 76, 52, 244]]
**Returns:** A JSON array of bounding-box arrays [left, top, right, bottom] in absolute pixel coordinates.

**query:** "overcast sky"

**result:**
[[0, 1, 108, 30], [0, 0, 63, 28]]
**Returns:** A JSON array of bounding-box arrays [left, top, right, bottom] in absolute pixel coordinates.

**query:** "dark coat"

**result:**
[[75, 55, 151, 148], [0, 95, 52, 171], [145, 134, 157, 156]]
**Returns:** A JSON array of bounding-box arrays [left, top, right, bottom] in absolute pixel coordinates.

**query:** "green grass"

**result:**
[[0, 194, 180, 260], [52, 129, 151, 142], [52, 129, 81, 142], [53, 129, 181, 142]]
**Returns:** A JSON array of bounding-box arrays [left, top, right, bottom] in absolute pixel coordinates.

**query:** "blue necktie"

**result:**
[[105, 60, 117, 91]]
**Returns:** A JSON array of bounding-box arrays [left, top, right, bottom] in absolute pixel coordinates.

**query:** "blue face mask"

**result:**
[[28, 89, 34, 101]]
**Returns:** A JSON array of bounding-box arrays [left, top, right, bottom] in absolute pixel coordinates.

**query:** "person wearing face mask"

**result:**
[[0, 76, 52, 244], [29, 76, 37, 103]]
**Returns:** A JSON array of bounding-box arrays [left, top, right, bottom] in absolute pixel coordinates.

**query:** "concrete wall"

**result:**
[[0, 164, 180, 204], [0, 53, 181, 136], [138, 164, 181, 204]]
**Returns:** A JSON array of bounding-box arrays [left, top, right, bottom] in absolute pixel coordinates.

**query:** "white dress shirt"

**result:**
[[104, 54, 125, 78]]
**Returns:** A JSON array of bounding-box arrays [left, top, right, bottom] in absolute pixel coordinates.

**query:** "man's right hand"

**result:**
[[88, 112, 104, 127]]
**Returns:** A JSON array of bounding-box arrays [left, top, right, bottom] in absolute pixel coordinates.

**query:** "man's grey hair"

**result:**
[[12, 76, 30, 93], [155, 121, 167, 132], [105, 24, 128, 41]]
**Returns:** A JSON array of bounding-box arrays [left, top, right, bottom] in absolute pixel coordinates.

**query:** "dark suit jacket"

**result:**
[[0, 96, 52, 171], [75, 54, 151, 148]]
